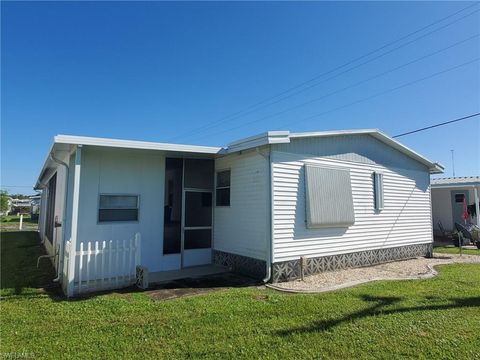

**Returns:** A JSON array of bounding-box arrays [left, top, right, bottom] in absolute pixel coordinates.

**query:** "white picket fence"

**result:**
[[63, 233, 141, 295]]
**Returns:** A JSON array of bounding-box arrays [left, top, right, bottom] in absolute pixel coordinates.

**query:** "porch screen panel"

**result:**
[[45, 173, 57, 242], [184, 229, 212, 249], [185, 192, 212, 227], [304, 165, 355, 228], [184, 159, 214, 189]]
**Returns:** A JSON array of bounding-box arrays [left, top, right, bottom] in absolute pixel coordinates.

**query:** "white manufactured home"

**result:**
[[35, 129, 443, 297]]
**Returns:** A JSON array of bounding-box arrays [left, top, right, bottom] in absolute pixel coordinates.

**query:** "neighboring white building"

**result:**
[[431, 176, 480, 235], [35, 129, 443, 296]]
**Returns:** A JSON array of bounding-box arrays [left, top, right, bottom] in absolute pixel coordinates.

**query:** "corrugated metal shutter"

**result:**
[[305, 165, 355, 228], [373, 172, 384, 210]]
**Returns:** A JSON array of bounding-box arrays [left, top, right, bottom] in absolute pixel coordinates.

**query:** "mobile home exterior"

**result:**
[[35, 129, 443, 296], [431, 177, 480, 235]]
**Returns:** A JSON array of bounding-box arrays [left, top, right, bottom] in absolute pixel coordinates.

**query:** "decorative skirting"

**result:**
[[272, 243, 433, 283], [136, 265, 149, 289], [213, 250, 266, 279]]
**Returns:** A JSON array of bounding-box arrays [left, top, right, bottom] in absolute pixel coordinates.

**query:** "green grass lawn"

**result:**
[[434, 245, 480, 256], [1, 232, 479, 359], [0, 215, 38, 232]]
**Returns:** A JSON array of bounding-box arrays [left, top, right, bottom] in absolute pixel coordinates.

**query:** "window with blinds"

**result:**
[[98, 194, 139, 222]]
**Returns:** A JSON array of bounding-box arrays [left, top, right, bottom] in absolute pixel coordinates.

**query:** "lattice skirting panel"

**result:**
[[272, 243, 433, 283], [213, 250, 266, 279]]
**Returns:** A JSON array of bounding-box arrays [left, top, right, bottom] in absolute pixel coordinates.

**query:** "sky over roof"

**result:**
[[1, 1, 479, 194]]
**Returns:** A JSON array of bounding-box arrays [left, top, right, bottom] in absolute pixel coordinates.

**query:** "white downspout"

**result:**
[[67, 145, 82, 297], [257, 147, 272, 283], [49, 152, 69, 282]]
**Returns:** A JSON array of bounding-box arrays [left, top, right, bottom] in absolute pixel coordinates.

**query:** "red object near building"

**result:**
[[462, 197, 469, 222]]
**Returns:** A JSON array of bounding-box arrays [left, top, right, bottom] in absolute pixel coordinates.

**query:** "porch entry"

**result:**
[[451, 190, 469, 225], [163, 158, 214, 269]]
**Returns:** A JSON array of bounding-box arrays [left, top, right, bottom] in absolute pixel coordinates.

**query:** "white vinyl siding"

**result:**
[[271, 151, 432, 263], [273, 134, 428, 171], [305, 165, 355, 228], [77, 147, 166, 272], [213, 150, 269, 260]]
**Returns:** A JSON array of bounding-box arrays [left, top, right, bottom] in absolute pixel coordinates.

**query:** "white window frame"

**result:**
[[215, 169, 231, 207], [98, 194, 140, 223]]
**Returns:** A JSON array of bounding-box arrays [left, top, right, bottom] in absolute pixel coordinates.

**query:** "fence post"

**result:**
[[19, 214, 23, 230]]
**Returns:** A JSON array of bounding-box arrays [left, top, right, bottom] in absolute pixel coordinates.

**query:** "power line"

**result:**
[[393, 113, 480, 138], [187, 34, 478, 141], [168, 3, 480, 141], [196, 58, 479, 140]]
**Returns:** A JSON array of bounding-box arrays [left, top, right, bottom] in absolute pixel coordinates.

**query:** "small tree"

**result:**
[[0, 190, 10, 214]]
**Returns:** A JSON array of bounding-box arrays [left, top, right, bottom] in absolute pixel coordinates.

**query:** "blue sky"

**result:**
[[1, 1, 479, 195]]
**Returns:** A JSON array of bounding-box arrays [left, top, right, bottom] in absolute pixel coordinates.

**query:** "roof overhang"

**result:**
[[431, 178, 480, 189], [225, 131, 290, 153], [431, 184, 480, 189], [54, 135, 222, 154], [34, 135, 223, 190], [34, 128, 445, 189]]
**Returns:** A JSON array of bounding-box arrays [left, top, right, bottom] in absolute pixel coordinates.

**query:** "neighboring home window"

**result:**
[[216, 170, 230, 206], [99, 195, 139, 222], [304, 165, 355, 228], [373, 172, 384, 211]]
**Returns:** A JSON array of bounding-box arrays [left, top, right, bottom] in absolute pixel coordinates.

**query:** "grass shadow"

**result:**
[[276, 294, 480, 335]]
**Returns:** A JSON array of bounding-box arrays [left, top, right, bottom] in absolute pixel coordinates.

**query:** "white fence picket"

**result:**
[[78, 242, 83, 293], [128, 238, 133, 282], [87, 241, 92, 289], [71, 233, 141, 295], [121, 239, 125, 282], [94, 241, 99, 289], [101, 241, 106, 288]]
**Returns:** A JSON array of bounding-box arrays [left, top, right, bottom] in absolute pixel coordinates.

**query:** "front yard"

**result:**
[[0, 215, 38, 232], [1, 232, 479, 359], [433, 245, 480, 256]]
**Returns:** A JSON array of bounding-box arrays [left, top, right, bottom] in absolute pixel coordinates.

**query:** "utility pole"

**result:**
[[451, 150, 455, 177]]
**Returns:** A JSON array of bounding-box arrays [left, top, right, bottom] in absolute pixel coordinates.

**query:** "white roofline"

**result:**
[[431, 183, 480, 189], [290, 128, 378, 138], [54, 135, 222, 154], [34, 128, 444, 189], [226, 131, 290, 153], [34, 135, 222, 189]]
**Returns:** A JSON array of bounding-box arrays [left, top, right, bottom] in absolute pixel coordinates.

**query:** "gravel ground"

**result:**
[[271, 254, 480, 292]]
